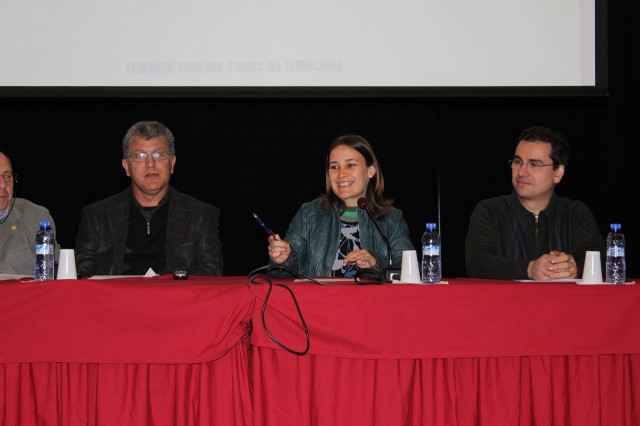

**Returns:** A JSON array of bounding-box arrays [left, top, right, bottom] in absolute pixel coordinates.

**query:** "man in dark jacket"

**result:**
[[465, 126, 604, 280], [74, 121, 223, 277]]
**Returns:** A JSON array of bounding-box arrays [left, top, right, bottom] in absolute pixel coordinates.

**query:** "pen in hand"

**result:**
[[252, 212, 276, 238]]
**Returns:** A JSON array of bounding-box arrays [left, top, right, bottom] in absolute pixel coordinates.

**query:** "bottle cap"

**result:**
[[610, 223, 621, 231], [426, 222, 437, 231]]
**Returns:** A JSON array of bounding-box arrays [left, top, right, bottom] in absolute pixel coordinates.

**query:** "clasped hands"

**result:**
[[528, 250, 577, 280]]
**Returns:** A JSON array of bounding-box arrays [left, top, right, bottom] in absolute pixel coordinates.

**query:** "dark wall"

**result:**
[[1, 3, 637, 279]]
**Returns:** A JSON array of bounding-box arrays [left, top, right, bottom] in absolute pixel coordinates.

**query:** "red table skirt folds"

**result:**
[[251, 347, 640, 426], [0, 341, 252, 426]]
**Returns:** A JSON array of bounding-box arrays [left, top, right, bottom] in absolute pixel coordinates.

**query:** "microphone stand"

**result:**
[[357, 198, 400, 283]]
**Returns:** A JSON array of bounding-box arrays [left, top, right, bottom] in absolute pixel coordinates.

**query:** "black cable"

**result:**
[[248, 272, 310, 356], [245, 262, 384, 356], [248, 263, 384, 285], [248, 263, 331, 286], [353, 267, 386, 285]]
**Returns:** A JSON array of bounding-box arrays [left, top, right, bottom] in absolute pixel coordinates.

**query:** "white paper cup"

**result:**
[[57, 249, 78, 280], [400, 250, 421, 283], [581, 250, 603, 284]]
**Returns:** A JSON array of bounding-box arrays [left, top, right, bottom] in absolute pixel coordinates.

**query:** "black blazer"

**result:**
[[74, 186, 223, 277]]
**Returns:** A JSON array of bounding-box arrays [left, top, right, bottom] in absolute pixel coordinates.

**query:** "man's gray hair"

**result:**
[[122, 121, 175, 158]]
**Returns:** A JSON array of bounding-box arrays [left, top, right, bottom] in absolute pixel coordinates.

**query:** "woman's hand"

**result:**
[[268, 234, 292, 264], [343, 249, 377, 270]]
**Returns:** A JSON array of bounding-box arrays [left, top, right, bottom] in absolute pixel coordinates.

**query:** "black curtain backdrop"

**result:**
[[1, 4, 636, 279]]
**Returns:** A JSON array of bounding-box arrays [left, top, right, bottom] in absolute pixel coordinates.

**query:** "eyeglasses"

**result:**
[[0, 172, 16, 183], [507, 158, 554, 170], [127, 151, 171, 162]]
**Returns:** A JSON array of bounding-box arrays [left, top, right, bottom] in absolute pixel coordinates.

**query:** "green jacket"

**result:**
[[275, 198, 415, 277]]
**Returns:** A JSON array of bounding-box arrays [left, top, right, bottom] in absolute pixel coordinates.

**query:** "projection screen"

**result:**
[[0, 0, 606, 97]]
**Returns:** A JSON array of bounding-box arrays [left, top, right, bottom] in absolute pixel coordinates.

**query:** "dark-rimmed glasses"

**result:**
[[507, 158, 554, 170]]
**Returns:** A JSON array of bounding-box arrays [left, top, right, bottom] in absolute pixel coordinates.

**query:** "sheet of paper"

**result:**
[[0, 273, 33, 281], [88, 275, 144, 280], [516, 279, 636, 285]]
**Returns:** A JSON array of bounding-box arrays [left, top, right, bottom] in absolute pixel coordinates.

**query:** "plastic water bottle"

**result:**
[[34, 220, 55, 281], [421, 222, 441, 284], [605, 223, 626, 284]]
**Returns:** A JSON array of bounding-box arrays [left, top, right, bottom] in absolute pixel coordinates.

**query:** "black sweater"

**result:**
[[465, 192, 605, 280]]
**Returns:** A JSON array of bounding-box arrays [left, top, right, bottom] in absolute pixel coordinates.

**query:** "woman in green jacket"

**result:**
[[266, 134, 414, 278]]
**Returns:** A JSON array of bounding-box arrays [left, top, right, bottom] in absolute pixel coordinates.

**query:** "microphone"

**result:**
[[357, 197, 400, 283]]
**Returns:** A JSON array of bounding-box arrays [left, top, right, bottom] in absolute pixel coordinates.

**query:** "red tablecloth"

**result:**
[[0, 275, 254, 363], [248, 278, 640, 358], [3, 276, 640, 425], [0, 275, 254, 425], [248, 277, 640, 425]]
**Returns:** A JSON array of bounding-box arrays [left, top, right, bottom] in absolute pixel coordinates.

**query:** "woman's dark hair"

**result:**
[[320, 134, 392, 218]]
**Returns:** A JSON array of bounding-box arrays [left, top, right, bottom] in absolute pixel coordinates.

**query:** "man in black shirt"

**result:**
[[465, 126, 604, 280]]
